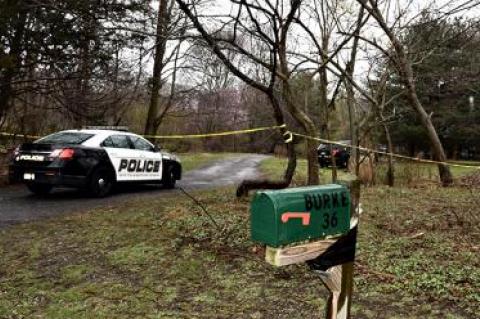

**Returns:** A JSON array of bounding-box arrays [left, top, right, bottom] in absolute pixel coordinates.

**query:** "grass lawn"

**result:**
[[178, 153, 235, 172], [1, 181, 479, 318], [374, 160, 480, 185], [447, 161, 480, 176], [260, 156, 480, 186], [259, 156, 351, 185]]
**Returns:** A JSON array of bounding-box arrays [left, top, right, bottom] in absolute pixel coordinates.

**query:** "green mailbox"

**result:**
[[251, 184, 350, 247]]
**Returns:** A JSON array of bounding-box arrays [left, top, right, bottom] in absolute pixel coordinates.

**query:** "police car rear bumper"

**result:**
[[9, 165, 88, 187]]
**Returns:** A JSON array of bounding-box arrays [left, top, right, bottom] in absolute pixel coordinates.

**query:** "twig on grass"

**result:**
[[355, 262, 397, 281], [177, 186, 221, 231], [408, 232, 425, 239]]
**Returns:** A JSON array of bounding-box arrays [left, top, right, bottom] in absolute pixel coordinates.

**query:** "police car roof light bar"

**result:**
[[82, 126, 130, 132]]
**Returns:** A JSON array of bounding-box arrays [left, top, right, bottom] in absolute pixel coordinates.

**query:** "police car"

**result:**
[[9, 127, 182, 197]]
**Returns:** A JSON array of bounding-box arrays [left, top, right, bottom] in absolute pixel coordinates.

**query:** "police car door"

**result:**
[[102, 134, 140, 182], [128, 136, 163, 181]]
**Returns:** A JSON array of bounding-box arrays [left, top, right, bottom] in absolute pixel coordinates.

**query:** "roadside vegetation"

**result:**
[[261, 156, 480, 187], [1, 158, 479, 318]]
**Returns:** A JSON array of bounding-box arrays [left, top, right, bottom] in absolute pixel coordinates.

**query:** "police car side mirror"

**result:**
[[153, 145, 161, 152]]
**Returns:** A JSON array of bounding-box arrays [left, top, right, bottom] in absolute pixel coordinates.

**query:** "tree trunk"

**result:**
[[0, 70, 15, 127], [306, 137, 320, 185], [75, 28, 92, 127], [346, 76, 359, 176], [318, 34, 335, 183], [358, 0, 453, 186], [276, 2, 319, 186], [319, 62, 329, 138], [279, 59, 319, 185], [354, 133, 361, 177], [144, 0, 169, 136], [452, 144, 459, 161], [383, 123, 395, 187], [345, 8, 364, 177], [236, 96, 297, 197], [283, 82, 319, 185], [404, 81, 453, 186]]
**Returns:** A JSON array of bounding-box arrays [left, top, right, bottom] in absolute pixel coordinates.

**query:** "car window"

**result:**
[[130, 136, 154, 152], [103, 135, 131, 149], [36, 132, 93, 145], [101, 137, 115, 148]]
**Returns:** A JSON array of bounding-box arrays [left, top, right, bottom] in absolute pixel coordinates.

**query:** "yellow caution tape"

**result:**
[[143, 124, 287, 139], [290, 132, 480, 170], [1, 125, 479, 170], [0, 124, 286, 141]]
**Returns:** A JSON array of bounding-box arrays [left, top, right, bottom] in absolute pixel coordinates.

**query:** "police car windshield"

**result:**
[[35, 132, 93, 145]]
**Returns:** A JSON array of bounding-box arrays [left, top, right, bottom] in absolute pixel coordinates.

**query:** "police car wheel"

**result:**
[[27, 183, 53, 195], [163, 167, 176, 189], [88, 168, 113, 197]]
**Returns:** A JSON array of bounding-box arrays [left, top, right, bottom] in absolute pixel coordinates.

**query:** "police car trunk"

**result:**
[[9, 131, 95, 187]]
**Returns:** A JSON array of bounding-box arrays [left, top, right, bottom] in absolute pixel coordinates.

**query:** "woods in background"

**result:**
[[1, 0, 480, 186]]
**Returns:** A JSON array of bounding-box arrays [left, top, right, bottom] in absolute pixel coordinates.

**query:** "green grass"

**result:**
[[0, 184, 478, 318], [357, 186, 480, 317], [447, 161, 480, 176], [260, 156, 480, 186], [374, 160, 479, 185], [260, 156, 351, 185], [178, 152, 235, 172]]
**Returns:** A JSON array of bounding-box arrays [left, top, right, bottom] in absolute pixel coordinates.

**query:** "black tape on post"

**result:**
[[307, 226, 358, 272]]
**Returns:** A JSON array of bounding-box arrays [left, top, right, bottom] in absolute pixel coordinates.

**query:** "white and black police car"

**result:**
[[9, 127, 182, 197]]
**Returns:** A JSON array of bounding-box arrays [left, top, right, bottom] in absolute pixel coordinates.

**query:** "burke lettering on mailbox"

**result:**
[[304, 191, 349, 211]]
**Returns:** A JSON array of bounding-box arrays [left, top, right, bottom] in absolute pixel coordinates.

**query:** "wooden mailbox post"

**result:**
[[250, 180, 361, 319]]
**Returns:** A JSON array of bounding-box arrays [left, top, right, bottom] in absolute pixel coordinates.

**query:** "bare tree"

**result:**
[[176, 0, 332, 188], [290, 1, 370, 182], [353, 0, 461, 186], [367, 69, 397, 186], [145, 0, 183, 136], [176, 0, 309, 194]]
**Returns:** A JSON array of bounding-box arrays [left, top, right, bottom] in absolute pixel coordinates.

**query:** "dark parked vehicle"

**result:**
[[318, 142, 350, 169]]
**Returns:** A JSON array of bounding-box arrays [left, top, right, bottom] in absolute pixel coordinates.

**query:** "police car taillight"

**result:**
[[51, 148, 75, 159]]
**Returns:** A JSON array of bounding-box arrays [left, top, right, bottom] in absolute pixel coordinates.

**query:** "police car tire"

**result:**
[[163, 166, 176, 189], [27, 183, 53, 195], [88, 167, 114, 197]]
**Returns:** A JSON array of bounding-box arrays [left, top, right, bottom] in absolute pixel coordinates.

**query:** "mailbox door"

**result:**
[[251, 193, 278, 247]]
